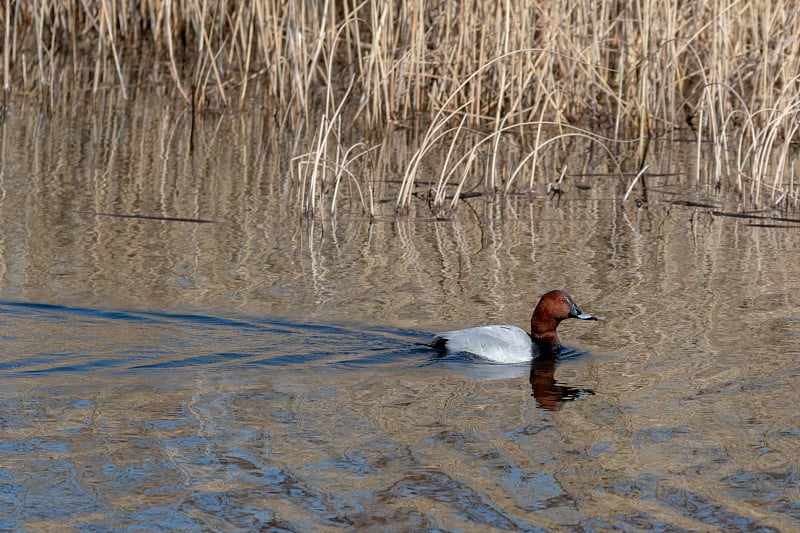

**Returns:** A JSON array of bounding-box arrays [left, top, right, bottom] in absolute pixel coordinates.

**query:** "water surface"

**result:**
[[0, 94, 798, 531]]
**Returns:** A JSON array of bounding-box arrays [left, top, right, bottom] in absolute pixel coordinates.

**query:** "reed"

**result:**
[[3, 0, 800, 209]]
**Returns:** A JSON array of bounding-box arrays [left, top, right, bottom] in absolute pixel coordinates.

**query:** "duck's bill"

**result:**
[[570, 303, 598, 321]]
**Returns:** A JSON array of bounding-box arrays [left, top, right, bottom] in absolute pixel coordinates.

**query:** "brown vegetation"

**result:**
[[2, 1, 799, 214]]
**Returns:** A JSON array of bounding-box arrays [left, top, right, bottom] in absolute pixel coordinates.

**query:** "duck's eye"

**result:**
[[557, 297, 564, 302]]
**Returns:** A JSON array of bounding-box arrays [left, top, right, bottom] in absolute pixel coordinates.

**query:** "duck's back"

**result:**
[[432, 325, 533, 363]]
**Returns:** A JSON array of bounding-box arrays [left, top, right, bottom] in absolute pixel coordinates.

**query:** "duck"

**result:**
[[429, 290, 597, 363]]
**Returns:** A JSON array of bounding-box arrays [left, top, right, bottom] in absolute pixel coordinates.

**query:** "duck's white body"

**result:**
[[433, 325, 534, 363]]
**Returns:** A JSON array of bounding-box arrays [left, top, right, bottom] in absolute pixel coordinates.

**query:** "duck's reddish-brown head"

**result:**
[[530, 290, 597, 348]]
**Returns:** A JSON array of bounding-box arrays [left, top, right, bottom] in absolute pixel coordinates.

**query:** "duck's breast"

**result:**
[[435, 325, 533, 363]]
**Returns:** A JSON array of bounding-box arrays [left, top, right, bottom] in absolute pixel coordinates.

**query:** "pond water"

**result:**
[[1, 93, 799, 531]]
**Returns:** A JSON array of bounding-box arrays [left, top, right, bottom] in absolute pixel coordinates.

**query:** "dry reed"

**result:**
[[3, 0, 800, 210]]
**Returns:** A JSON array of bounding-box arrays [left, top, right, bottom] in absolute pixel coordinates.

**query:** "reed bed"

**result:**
[[3, 0, 800, 213]]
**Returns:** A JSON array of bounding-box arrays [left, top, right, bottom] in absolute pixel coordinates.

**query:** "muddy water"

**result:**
[[1, 94, 799, 531]]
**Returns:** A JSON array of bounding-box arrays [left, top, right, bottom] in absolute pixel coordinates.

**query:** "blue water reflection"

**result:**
[[0, 301, 797, 532]]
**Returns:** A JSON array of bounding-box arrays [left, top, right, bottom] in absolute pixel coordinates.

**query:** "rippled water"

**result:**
[[1, 94, 799, 531]]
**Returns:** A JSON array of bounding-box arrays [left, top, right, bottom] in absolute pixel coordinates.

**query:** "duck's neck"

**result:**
[[531, 333, 561, 356], [531, 313, 561, 353]]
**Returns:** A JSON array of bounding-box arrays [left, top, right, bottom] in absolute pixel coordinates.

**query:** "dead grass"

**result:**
[[3, 0, 800, 211]]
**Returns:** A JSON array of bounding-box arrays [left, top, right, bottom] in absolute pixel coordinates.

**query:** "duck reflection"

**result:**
[[424, 340, 595, 410], [530, 354, 594, 411]]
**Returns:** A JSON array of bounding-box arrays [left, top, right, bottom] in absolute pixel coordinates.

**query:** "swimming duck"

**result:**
[[429, 290, 597, 363]]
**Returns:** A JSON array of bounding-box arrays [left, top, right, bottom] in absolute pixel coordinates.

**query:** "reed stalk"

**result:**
[[2, 0, 9, 107]]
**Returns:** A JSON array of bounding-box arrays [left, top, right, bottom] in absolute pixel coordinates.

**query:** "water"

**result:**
[[1, 93, 799, 531]]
